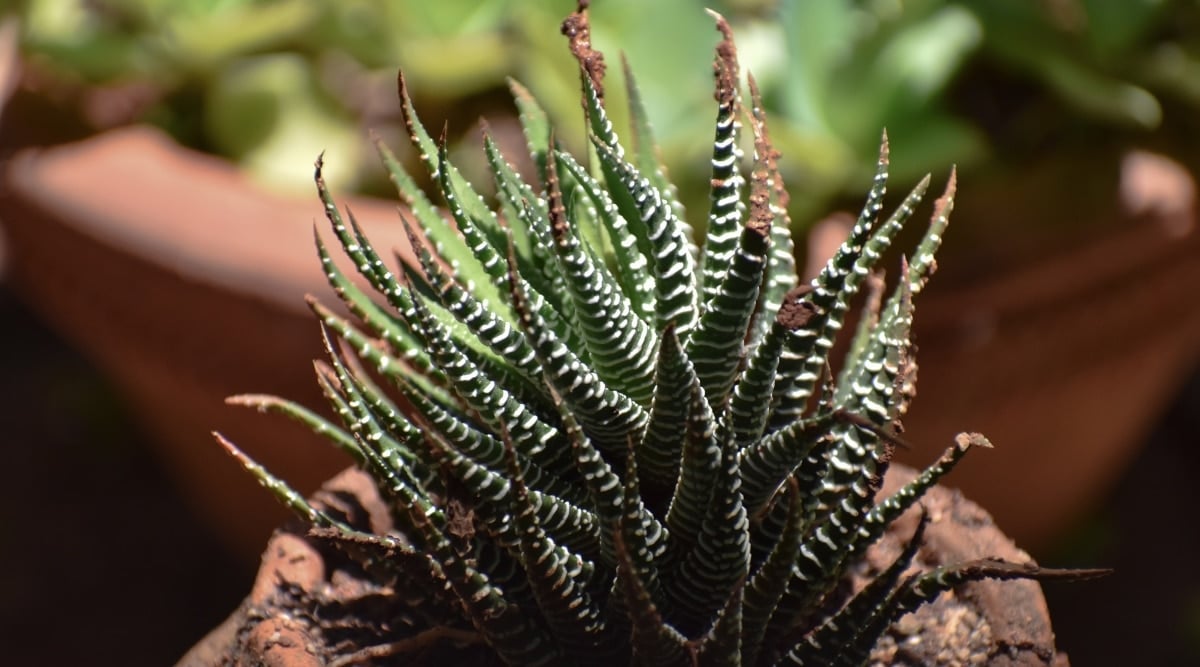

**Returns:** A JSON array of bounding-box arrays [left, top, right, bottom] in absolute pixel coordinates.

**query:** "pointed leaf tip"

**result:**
[[709, 9, 739, 108], [940, 167, 958, 204], [225, 394, 281, 409], [955, 432, 993, 450], [396, 68, 408, 101], [213, 431, 238, 455], [396, 69, 424, 146], [562, 0, 605, 100]]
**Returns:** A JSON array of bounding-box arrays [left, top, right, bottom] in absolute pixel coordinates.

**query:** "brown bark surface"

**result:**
[[180, 465, 1070, 667]]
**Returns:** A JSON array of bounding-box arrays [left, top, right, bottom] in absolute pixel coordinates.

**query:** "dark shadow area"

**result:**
[[0, 287, 250, 666], [1042, 368, 1200, 666]]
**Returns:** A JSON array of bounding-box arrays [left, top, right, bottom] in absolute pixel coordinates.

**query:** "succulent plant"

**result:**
[[219, 4, 1103, 665]]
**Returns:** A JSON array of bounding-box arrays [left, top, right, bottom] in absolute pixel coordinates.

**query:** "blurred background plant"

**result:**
[[15, 0, 1200, 220]]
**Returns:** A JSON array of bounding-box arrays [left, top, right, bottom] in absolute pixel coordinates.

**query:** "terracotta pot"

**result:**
[[176, 464, 1074, 666], [901, 162, 1200, 548], [0, 126, 416, 558]]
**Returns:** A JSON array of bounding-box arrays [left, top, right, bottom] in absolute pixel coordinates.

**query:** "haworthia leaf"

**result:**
[[223, 9, 1104, 665], [405, 283, 569, 477], [507, 78, 553, 188], [664, 366, 720, 550], [593, 138, 700, 340], [557, 149, 655, 323], [686, 139, 771, 406], [637, 323, 692, 488], [698, 14, 746, 311], [780, 513, 929, 667], [746, 73, 798, 349], [372, 134, 502, 313], [666, 423, 749, 637], [502, 434, 615, 663], [741, 480, 804, 667], [545, 147, 658, 407], [215, 433, 341, 529], [620, 54, 687, 226]]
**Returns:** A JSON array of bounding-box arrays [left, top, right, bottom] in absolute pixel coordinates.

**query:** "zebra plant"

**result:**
[[219, 4, 1103, 666]]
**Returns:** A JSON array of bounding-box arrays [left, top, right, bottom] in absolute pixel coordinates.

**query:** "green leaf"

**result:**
[[373, 134, 502, 313], [747, 73, 798, 348], [621, 54, 688, 233], [737, 412, 838, 515], [508, 78, 554, 184], [742, 480, 804, 667], [544, 148, 658, 406], [214, 433, 341, 529], [664, 362, 720, 550], [781, 512, 929, 666], [666, 424, 749, 637], [406, 283, 569, 477], [557, 149, 655, 323], [505, 227, 648, 456], [686, 143, 771, 406], [698, 14, 746, 310], [503, 434, 615, 662], [593, 138, 700, 340], [637, 323, 692, 487]]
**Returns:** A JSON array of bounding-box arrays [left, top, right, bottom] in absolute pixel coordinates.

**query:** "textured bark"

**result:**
[[864, 466, 1066, 667], [180, 465, 1071, 667]]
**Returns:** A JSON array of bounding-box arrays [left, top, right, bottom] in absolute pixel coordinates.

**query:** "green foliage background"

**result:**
[[15, 0, 1200, 222]]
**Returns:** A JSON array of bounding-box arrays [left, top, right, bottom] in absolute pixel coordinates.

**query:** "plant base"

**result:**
[[178, 465, 1070, 667]]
